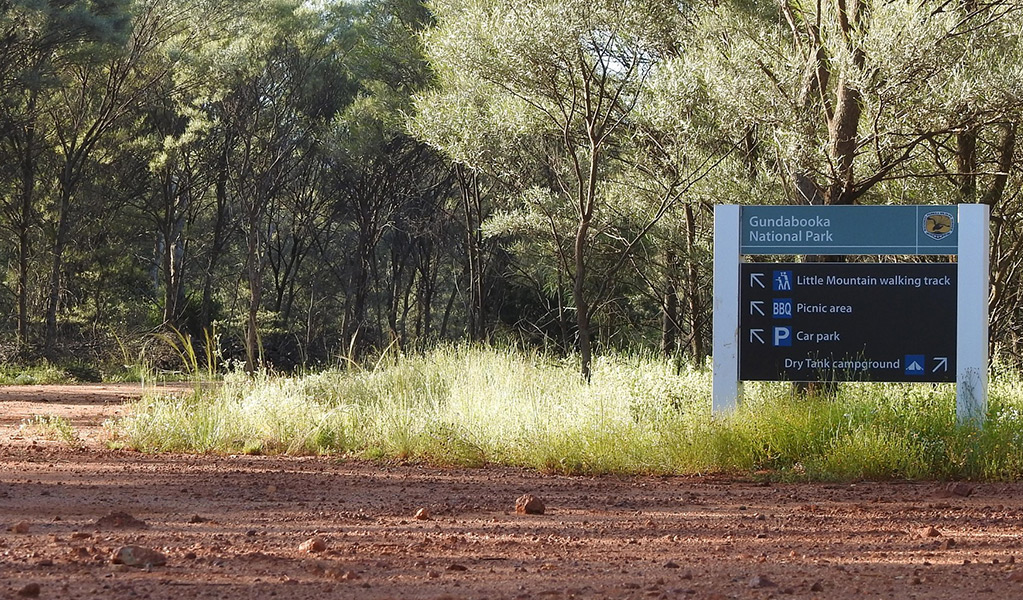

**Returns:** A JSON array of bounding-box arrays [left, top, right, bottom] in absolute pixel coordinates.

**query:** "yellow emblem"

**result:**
[[923, 211, 954, 241]]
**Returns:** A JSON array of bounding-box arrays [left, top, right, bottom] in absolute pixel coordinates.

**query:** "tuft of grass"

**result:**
[[154, 324, 222, 382], [110, 346, 1023, 480], [104, 362, 154, 384], [20, 415, 83, 449]]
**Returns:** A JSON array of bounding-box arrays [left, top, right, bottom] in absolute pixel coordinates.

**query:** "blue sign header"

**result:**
[[740, 205, 959, 255]]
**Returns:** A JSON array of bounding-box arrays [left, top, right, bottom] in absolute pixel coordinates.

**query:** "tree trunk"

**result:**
[[574, 217, 593, 381], [417, 250, 435, 340], [573, 127, 601, 381], [439, 283, 457, 339], [956, 124, 978, 202], [827, 0, 865, 206], [244, 199, 264, 374], [660, 249, 679, 358], [346, 233, 373, 346], [827, 77, 862, 205], [456, 165, 485, 341], [16, 116, 36, 349], [684, 203, 705, 364], [44, 182, 73, 353], [200, 149, 231, 331], [161, 176, 189, 326]]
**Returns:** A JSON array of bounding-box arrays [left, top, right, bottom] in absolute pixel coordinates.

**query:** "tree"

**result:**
[[698, 0, 1023, 363], [415, 0, 695, 379], [40, 0, 181, 352], [0, 0, 137, 349], [695, 0, 1023, 208]]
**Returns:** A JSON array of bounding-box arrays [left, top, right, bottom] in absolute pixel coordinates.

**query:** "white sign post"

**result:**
[[712, 204, 989, 424], [956, 204, 989, 424], [712, 205, 742, 413]]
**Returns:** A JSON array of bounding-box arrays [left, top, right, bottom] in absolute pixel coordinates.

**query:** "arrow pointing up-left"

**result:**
[[750, 329, 765, 344]]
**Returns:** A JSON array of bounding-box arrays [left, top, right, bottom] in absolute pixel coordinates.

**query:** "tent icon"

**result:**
[[905, 355, 925, 375]]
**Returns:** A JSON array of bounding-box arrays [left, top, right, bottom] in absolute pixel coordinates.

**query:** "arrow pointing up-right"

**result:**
[[933, 357, 948, 372]]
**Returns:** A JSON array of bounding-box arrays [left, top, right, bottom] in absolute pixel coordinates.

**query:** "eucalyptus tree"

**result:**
[[187, 1, 354, 371], [39, 0, 191, 352], [415, 0, 696, 379], [695, 0, 1023, 208], [312, 0, 453, 352], [126, 0, 252, 332], [0, 0, 137, 349], [163, 0, 252, 334], [697, 0, 1023, 360]]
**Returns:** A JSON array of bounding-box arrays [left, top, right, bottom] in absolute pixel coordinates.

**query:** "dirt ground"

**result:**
[[2, 384, 1023, 599]]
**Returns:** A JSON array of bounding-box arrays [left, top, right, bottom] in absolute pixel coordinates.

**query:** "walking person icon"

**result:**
[[773, 270, 793, 292]]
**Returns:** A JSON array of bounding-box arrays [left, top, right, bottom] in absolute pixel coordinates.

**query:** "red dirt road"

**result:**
[[2, 384, 1023, 599]]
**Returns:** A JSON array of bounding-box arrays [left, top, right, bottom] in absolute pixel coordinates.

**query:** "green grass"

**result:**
[[0, 364, 77, 385], [0, 360, 151, 385], [112, 346, 1023, 480], [20, 415, 83, 449]]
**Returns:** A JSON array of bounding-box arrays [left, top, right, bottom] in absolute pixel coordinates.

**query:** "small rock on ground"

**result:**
[[947, 482, 975, 497], [414, 508, 431, 520], [748, 575, 776, 589], [95, 512, 149, 529], [299, 536, 327, 553], [17, 583, 41, 598], [515, 494, 545, 515], [111, 546, 167, 567]]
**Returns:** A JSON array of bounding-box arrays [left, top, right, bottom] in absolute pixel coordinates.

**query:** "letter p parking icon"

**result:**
[[773, 326, 792, 347]]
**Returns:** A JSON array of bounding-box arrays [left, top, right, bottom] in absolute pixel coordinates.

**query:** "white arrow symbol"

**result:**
[[750, 301, 765, 316], [933, 357, 948, 372], [750, 329, 765, 344], [750, 273, 765, 288]]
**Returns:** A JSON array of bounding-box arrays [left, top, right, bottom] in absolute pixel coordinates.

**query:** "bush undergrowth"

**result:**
[[1, 363, 87, 385], [113, 346, 1023, 480]]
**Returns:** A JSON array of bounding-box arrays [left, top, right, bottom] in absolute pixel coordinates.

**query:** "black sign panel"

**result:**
[[739, 263, 957, 382]]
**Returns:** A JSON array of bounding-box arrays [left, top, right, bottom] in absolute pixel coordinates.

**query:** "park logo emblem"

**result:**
[[923, 211, 954, 241]]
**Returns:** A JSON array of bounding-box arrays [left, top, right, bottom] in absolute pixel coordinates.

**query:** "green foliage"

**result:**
[[112, 348, 1023, 480], [5, 0, 1023, 383], [0, 363, 84, 385]]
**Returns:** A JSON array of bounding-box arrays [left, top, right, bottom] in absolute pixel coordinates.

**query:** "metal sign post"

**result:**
[[712, 204, 989, 424], [956, 205, 989, 424], [712, 205, 741, 413]]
